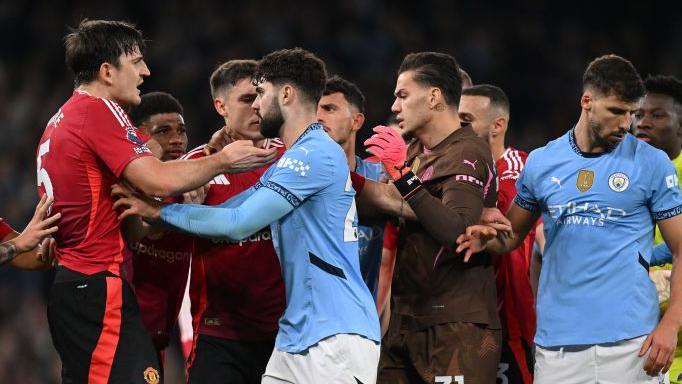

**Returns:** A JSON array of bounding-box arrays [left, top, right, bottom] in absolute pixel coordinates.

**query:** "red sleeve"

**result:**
[[383, 221, 399, 251], [497, 178, 517, 214], [81, 98, 153, 177], [0, 218, 15, 239]]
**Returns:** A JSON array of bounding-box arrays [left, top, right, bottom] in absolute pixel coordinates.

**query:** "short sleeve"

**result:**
[[260, 146, 334, 208], [0, 218, 15, 239], [81, 99, 153, 177], [648, 150, 682, 221], [514, 150, 540, 212]]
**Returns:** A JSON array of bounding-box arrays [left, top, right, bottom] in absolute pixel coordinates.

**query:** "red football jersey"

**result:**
[[130, 197, 193, 351], [495, 147, 536, 383], [185, 139, 286, 344], [0, 218, 14, 239], [36, 90, 153, 278]]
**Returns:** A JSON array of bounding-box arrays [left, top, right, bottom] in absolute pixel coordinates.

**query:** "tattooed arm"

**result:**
[[1, 195, 60, 267]]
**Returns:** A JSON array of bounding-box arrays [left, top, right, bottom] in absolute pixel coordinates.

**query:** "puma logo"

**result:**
[[462, 159, 478, 170], [551, 176, 562, 188], [298, 146, 310, 155]]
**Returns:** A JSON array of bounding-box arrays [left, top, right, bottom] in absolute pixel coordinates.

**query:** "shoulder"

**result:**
[[84, 96, 133, 128], [183, 145, 208, 160], [632, 136, 669, 166]]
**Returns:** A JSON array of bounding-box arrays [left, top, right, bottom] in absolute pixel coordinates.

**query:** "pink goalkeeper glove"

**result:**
[[364, 125, 408, 180]]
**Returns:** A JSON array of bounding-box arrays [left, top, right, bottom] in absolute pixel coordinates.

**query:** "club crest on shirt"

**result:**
[[576, 169, 594, 192], [608, 172, 629, 192], [143, 367, 160, 384]]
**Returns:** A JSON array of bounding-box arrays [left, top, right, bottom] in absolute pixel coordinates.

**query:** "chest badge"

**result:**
[[576, 169, 595, 192], [608, 172, 629, 192]]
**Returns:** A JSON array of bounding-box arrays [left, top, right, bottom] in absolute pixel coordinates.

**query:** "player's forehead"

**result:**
[[228, 78, 257, 99], [459, 95, 491, 114], [120, 45, 144, 61], [394, 70, 422, 94], [146, 112, 185, 128], [254, 78, 274, 94], [319, 92, 349, 108], [637, 93, 675, 112], [597, 93, 637, 111]]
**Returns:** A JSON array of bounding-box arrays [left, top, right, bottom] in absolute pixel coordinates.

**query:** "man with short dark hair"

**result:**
[[39, 19, 275, 383], [460, 84, 536, 384], [125, 91, 196, 366], [317, 75, 386, 301], [458, 55, 682, 383], [360, 51, 501, 383], [183, 60, 286, 384], [634, 74, 682, 383], [113, 48, 380, 384]]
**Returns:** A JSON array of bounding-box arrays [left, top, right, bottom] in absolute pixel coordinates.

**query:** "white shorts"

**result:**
[[534, 335, 669, 384], [261, 334, 380, 384]]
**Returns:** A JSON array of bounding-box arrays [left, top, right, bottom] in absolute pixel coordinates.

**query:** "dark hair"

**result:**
[[323, 75, 365, 113], [461, 84, 510, 115], [209, 59, 258, 97], [64, 19, 145, 86], [255, 48, 327, 105], [644, 74, 682, 106], [582, 54, 644, 102], [128, 91, 183, 126], [398, 52, 462, 106]]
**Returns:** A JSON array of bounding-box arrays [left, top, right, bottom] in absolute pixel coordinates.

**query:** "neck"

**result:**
[[490, 138, 506, 161], [415, 110, 461, 149], [574, 110, 604, 153], [78, 82, 116, 103], [224, 118, 266, 147], [667, 146, 681, 161], [342, 136, 357, 171], [280, 107, 318, 148]]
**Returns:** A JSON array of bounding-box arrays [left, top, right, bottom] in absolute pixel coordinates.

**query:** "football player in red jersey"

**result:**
[[459, 84, 536, 384], [183, 60, 286, 384], [125, 91, 197, 368], [0, 195, 59, 268], [39, 20, 276, 384]]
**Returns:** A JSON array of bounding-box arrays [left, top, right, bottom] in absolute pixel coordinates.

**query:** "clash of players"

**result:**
[[2, 18, 682, 384]]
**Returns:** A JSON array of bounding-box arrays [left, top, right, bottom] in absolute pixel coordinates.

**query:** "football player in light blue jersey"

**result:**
[[457, 55, 682, 383], [317, 75, 386, 303], [114, 48, 380, 384]]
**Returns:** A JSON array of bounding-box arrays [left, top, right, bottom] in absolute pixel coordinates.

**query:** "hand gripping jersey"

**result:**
[[184, 140, 286, 342], [129, 197, 194, 352], [36, 90, 153, 278], [515, 129, 682, 347]]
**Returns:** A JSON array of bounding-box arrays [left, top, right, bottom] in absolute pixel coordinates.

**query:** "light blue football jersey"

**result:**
[[515, 129, 682, 347], [354, 156, 385, 302], [256, 123, 380, 353]]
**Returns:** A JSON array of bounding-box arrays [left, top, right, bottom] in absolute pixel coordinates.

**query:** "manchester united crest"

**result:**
[[143, 367, 160, 384], [576, 169, 594, 192]]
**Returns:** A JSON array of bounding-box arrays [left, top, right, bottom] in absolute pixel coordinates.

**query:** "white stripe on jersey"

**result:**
[[183, 145, 207, 160], [513, 150, 525, 171], [209, 174, 230, 185], [112, 101, 134, 127], [102, 99, 125, 127]]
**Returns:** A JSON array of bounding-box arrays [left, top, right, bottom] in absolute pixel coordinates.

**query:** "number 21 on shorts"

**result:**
[[435, 376, 464, 384]]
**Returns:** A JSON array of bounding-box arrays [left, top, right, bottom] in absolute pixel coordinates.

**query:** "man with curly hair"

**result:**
[[112, 48, 380, 384]]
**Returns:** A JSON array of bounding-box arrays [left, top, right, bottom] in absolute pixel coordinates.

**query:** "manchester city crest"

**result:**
[[608, 172, 629, 192]]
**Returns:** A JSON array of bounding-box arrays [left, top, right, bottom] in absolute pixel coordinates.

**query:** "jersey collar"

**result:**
[[568, 127, 613, 158], [292, 122, 323, 147]]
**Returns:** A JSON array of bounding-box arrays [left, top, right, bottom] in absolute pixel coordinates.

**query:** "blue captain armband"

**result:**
[[514, 195, 539, 212]]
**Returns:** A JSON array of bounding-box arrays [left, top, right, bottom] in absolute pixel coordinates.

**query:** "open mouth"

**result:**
[[635, 133, 651, 142]]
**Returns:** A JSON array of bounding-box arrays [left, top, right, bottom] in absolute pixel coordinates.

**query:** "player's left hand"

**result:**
[[183, 184, 210, 204], [112, 184, 163, 221], [364, 126, 407, 180], [480, 207, 512, 236], [640, 317, 678, 376], [37, 237, 57, 267], [456, 225, 498, 262], [204, 126, 234, 155]]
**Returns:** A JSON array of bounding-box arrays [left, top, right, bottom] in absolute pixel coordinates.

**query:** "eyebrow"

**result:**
[[238, 93, 257, 101], [256, 86, 264, 94]]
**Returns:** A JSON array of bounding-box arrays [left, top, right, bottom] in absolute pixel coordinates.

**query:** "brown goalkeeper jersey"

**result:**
[[391, 124, 501, 331]]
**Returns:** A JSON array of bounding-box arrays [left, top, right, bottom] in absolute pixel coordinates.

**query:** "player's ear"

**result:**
[[281, 84, 293, 106], [213, 97, 228, 117], [351, 112, 365, 133], [99, 62, 115, 86], [491, 116, 507, 137], [581, 90, 593, 111], [429, 88, 443, 110]]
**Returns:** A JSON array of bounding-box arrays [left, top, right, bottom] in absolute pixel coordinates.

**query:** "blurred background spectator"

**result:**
[[0, 0, 679, 382]]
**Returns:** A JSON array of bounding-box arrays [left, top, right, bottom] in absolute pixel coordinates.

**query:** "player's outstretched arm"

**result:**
[[641, 214, 682, 376], [355, 178, 417, 221], [456, 202, 539, 261], [1, 195, 61, 268], [122, 140, 277, 197], [115, 186, 292, 241]]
